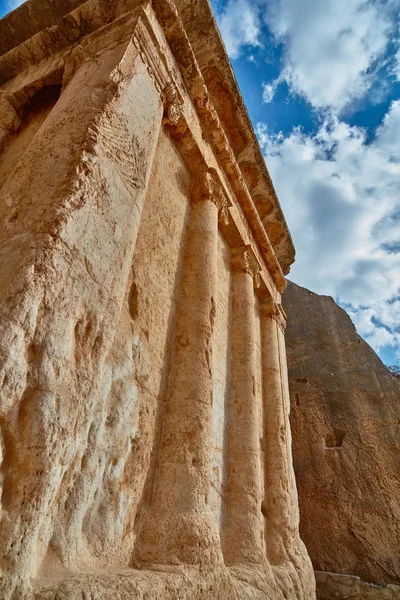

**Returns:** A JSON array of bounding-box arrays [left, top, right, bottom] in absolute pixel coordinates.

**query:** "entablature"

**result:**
[[0, 0, 288, 298]]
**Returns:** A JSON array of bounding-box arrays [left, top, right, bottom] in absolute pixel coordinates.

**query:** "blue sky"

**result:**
[[0, 0, 21, 17], [1, 0, 400, 365], [212, 0, 400, 366]]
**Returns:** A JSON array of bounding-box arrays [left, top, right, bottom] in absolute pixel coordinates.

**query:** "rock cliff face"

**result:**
[[283, 282, 400, 587]]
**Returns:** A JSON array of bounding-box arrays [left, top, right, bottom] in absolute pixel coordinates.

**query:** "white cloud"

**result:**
[[215, 0, 261, 60], [363, 327, 397, 352], [215, 0, 398, 113], [347, 303, 400, 360], [262, 79, 280, 103], [264, 0, 395, 112], [257, 100, 400, 357], [395, 48, 400, 80]]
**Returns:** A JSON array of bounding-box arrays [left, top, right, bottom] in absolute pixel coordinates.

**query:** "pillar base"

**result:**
[[135, 510, 223, 568], [32, 565, 311, 600]]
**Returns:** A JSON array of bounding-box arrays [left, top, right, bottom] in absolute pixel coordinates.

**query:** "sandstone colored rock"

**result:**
[[315, 571, 400, 600], [0, 1, 314, 598], [283, 282, 400, 588]]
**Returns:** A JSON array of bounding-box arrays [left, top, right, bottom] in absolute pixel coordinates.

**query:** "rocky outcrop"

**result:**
[[283, 282, 400, 587]]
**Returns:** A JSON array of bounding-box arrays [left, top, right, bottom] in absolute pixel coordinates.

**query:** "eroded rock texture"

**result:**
[[315, 571, 400, 599], [283, 282, 400, 589], [0, 0, 315, 598]]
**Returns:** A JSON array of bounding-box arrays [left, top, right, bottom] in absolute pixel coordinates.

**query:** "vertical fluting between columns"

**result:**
[[136, 175, 223, 567], [223, 248, 265, 566], [260, 299, 296, 565]]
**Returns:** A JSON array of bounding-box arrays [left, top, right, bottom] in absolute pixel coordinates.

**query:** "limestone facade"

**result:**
[[0, 0, 315, 598]]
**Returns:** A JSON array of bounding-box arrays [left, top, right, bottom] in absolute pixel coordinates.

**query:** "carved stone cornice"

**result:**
[[152, 0, 295, 276], [231, 245, 261, 287], [0, 0, 288, 294], [0, 0, 286, 295], [133, 12, 183, 126], [133, 14, 166, 94], [260, 297, 287, 332], [0, 0, 292, 286], [191, 170, 231, 226]]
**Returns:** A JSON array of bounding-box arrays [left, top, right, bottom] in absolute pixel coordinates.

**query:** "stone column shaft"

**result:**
[[260, 298, 298, 565], [137, 174, 224, 567], [223, 248, 265, 566]]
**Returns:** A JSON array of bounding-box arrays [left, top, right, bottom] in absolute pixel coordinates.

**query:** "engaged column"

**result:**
[[223, 246, 265, 566], [260, 298, 297, 565], [137, 172, 226, 568]]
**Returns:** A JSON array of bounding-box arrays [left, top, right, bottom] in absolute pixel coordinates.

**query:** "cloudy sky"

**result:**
[[212, 0, 400, 366], [1, 0, 399, 365]]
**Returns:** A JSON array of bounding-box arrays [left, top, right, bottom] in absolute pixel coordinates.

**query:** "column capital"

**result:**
[[231, 245, 261, 287], [191, 170, 231, 226], [260, 298, 287, 331], [162, 81, 183, 126]]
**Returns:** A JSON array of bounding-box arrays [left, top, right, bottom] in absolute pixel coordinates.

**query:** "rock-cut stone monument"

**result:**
[[0, 0, 315, 598]]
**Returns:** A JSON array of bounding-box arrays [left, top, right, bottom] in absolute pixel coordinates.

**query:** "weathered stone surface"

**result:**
[[0, 1, 314, 598], [315, 571, 400, 600], [283, 282, 400, 587]]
